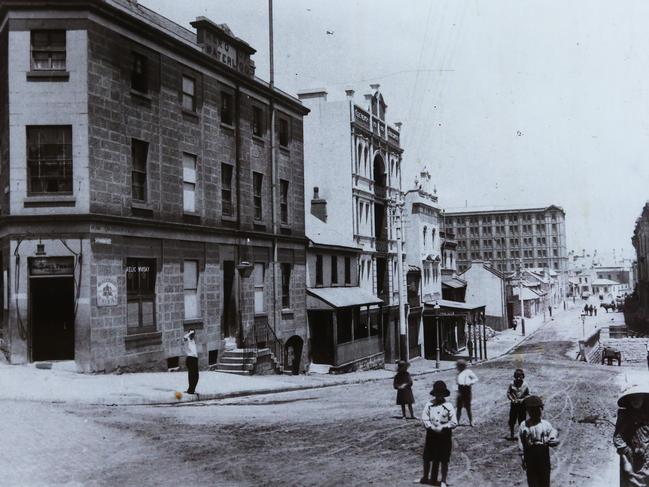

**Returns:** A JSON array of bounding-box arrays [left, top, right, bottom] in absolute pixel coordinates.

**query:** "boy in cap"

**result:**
[[455, 358, 478, 426], [507, 368, 531, 440], [421, 380, 458, 486], [518, 395, 559, 487]]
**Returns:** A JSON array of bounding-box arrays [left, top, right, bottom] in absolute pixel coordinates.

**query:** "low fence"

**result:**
[[578, 327, 649, 365], [578, 329, 602, 363]]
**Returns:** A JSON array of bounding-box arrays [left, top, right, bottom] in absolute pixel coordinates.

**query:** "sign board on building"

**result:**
[[354, 106, 370, 129], [191, 18, 256, 77], [97, 280, 118, 307], [29, 257, 74, 276], [388, 126, 400, 145]]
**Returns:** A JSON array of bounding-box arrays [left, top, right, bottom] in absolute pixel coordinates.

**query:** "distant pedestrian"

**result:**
[[507, 368, 531, 440], [613, 385, 649, 487], [518, 395, 559, 487], [183, 330, 199, 395], [393, 360, 415, 419], [547, 305, 552, 318], [421, 380, 457, 486], [455, 359, 478, 426], [467, 338, 474, 362], [563, 300, 566, 311], [583, 304, 588, 315], [594, 306, 598, 317]]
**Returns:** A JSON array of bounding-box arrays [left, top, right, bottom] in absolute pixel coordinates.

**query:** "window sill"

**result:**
[[279, 145, 290, 154], [24, 194, 76, 208], [281, 310, 294, 319], [220, 122, 235, 132], [182, 109, 199, 122], [130, 89, 152, 102], [252, 135, 266, 144], [183, 319, 204, 330], [124, 330, 162, 349], [221, 214, 237, 223], [26, 70, 69, 82], [183, 213, 201, 225], [131, 201, 152, 210], [253, 222, 266, 231]]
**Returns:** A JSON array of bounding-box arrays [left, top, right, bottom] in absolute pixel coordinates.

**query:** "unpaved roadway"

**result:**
[[1, 314, 627, 486]]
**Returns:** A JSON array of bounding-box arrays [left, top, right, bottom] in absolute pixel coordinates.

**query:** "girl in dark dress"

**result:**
[[393, 360, 415, 419]]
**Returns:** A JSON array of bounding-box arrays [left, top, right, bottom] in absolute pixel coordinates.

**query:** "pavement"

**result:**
[[0, 303, 564, 406]]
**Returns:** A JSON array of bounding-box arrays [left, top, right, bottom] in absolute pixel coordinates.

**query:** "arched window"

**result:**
[[373, 155, 386, 187], [423, 226, 428, 247]]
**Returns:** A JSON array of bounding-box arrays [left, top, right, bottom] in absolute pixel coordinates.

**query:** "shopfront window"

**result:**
[[126, 258, 156, 332]]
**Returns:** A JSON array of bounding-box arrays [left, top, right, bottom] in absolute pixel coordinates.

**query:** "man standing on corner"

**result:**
[[184, 329, 199, 395], [455, 359, 478, 427]]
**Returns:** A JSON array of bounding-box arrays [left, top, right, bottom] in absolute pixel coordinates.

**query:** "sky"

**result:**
[[140, 0, 649, 260]]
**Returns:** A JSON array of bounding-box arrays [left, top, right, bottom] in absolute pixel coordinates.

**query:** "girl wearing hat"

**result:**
[[613, 385, 649, 486], [420, 380, 458, 486], [518, 395, 559, 487], [393, 360, 415, 419]]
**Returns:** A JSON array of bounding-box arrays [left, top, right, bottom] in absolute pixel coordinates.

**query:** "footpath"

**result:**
[[0, 309, 555, 406]]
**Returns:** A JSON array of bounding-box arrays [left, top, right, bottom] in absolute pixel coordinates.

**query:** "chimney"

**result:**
[[364, 93, 373, 103], [345, 88, 355, 100], [311, 187, 327, 222], [297, 89, 328, 101], [370, 83, 380, 92], [395, 121, 402, 132]]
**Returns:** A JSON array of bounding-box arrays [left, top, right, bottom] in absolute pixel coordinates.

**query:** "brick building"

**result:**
[[628, 203, 649, 333], [0, 0, 309, 373]]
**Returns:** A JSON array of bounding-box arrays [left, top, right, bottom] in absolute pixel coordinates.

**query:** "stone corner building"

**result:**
[[0, 0, 309, 373], [629, 202, 649, 334]]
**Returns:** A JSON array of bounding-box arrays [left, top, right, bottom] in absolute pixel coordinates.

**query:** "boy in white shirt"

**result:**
[[518, 395, 559, 487], [421, 380, 458, 487], [455, 359, 478, 426], [183, 330, 199, 394]]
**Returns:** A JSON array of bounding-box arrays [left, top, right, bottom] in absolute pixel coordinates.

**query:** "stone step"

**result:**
[[219, 356, 256, 364], [215, 369, 253, 376], [215, 362, 254, 371]]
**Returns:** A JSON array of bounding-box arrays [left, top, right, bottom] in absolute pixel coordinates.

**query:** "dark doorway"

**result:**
[[30, 277, 74, 361], [308, 311, 334, 364], [285, 335, 304, 375], [222, 261, 237, 338]]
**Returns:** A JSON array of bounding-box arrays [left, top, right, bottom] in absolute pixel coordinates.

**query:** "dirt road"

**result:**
[[2, 315, 625, 486]]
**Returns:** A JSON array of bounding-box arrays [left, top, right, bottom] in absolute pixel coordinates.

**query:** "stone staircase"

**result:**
[[212, 348, 283, 375]]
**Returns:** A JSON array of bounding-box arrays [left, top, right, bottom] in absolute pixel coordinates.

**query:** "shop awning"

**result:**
[[307, 287, 383, 310], [512, 288, 543, 301], [423, 299, 485, 312], [442, 277, 466, 289]]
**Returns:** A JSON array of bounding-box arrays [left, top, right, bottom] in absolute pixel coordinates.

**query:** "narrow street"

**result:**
[[1, 308, 627, 486]]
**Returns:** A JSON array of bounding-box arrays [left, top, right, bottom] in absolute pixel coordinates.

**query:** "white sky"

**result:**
[[140, 0, 649, 259]]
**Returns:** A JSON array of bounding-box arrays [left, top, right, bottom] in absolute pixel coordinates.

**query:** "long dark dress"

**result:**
[[613, 408, 649, 486], [393, 371, 414, 405]]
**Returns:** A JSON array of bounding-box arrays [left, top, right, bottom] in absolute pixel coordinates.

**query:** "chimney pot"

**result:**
[[370, 83, 380, 91], [345, 88, 355, 99]]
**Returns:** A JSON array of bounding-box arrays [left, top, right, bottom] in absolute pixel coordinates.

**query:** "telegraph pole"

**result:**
[[391, 198, 408, 362], [519, 258, 526, 336]]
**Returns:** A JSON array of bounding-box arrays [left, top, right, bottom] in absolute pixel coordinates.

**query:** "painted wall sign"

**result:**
[[354, 106, 370, 128], [29, 257, 74, 276], [192, 19, 256, 77], [97, 280, 118, 307]]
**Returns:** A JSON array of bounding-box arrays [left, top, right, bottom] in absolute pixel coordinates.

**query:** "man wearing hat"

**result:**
[[421, 380, 457, 486], [518, 395, 559, 487], [613, 385, 649, 486], [455, 358, 478, 426]]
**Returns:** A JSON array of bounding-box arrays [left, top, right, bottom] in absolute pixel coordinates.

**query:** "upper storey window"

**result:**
[[27, 126, 72, 195], [31, 30, 66, 71], [131, 53, 148, 94]]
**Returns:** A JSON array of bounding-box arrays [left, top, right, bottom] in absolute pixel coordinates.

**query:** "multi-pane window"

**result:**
[[253, 262, 265, 314], [281, 263, 291, 309], [279, 117, 289, 147], [183, 153, 197, 213], [316, 255, 323, 286], [126, 258, 156, 332], [221, 163, 233, 217], [182, 76, 196, 112], [221, 91, 233, 125], [183, 260, 199, 320], [280, 179, 289, 224], [252, 105, 264, 137], [253, 172, 263, 221], [131, 139, 148, 202], [331, 256, 338, 285], [31, 30, 66, 71], [131, 52, 148, 93], [26, 126, 72, 195], [344, 256, 351, 285]]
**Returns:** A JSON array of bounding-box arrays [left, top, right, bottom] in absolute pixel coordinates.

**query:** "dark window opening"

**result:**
[[253, 172, 263, 221], [221, 91, 234, 125], [166, 357, 179, 369], [353, 308, 369, 340], [337, 308, 352, 344], [279, 117, 290, 147], [26, 125, 72, 195], [252, 105, 264, 137], [374, 203, 386, 240], [208, 349, 218, 365], [280, 179, 289, 224], [131, 52, 148, 93], [331, 256, 338, 285], [344, 256, 351, 284], [126, 258, 156, 332], [221, 163, 234, 217], [281, 263, 291, 309], [31, 30, 66, 71], [373, 155, 386, 187], [131, 139, 148, 202], [315, 254, 323, 286]]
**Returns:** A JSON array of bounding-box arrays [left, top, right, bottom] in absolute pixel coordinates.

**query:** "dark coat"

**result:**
[[394, 371, 414, 405]]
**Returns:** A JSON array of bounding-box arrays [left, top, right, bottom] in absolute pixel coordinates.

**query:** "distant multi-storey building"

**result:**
[[444, 205, 568, 275], [298, 85, 405, 367]]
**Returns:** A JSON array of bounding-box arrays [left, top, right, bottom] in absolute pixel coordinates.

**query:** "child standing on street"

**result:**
[[393, 360, 415, 419], [183, 330, 199, 395], [456, 359, 478, 426], [518, 395, 559, 487], [421, 380, 458, 487], [507, 368, 531, 440]]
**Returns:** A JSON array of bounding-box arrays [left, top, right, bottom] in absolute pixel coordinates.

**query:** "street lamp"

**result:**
[[434, 301, 441, 369], [388, 196, 408, 363], [580, 313, 586, 338]]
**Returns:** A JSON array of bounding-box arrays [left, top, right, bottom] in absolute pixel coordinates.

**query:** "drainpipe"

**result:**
[[268, 0, 279, 346]]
